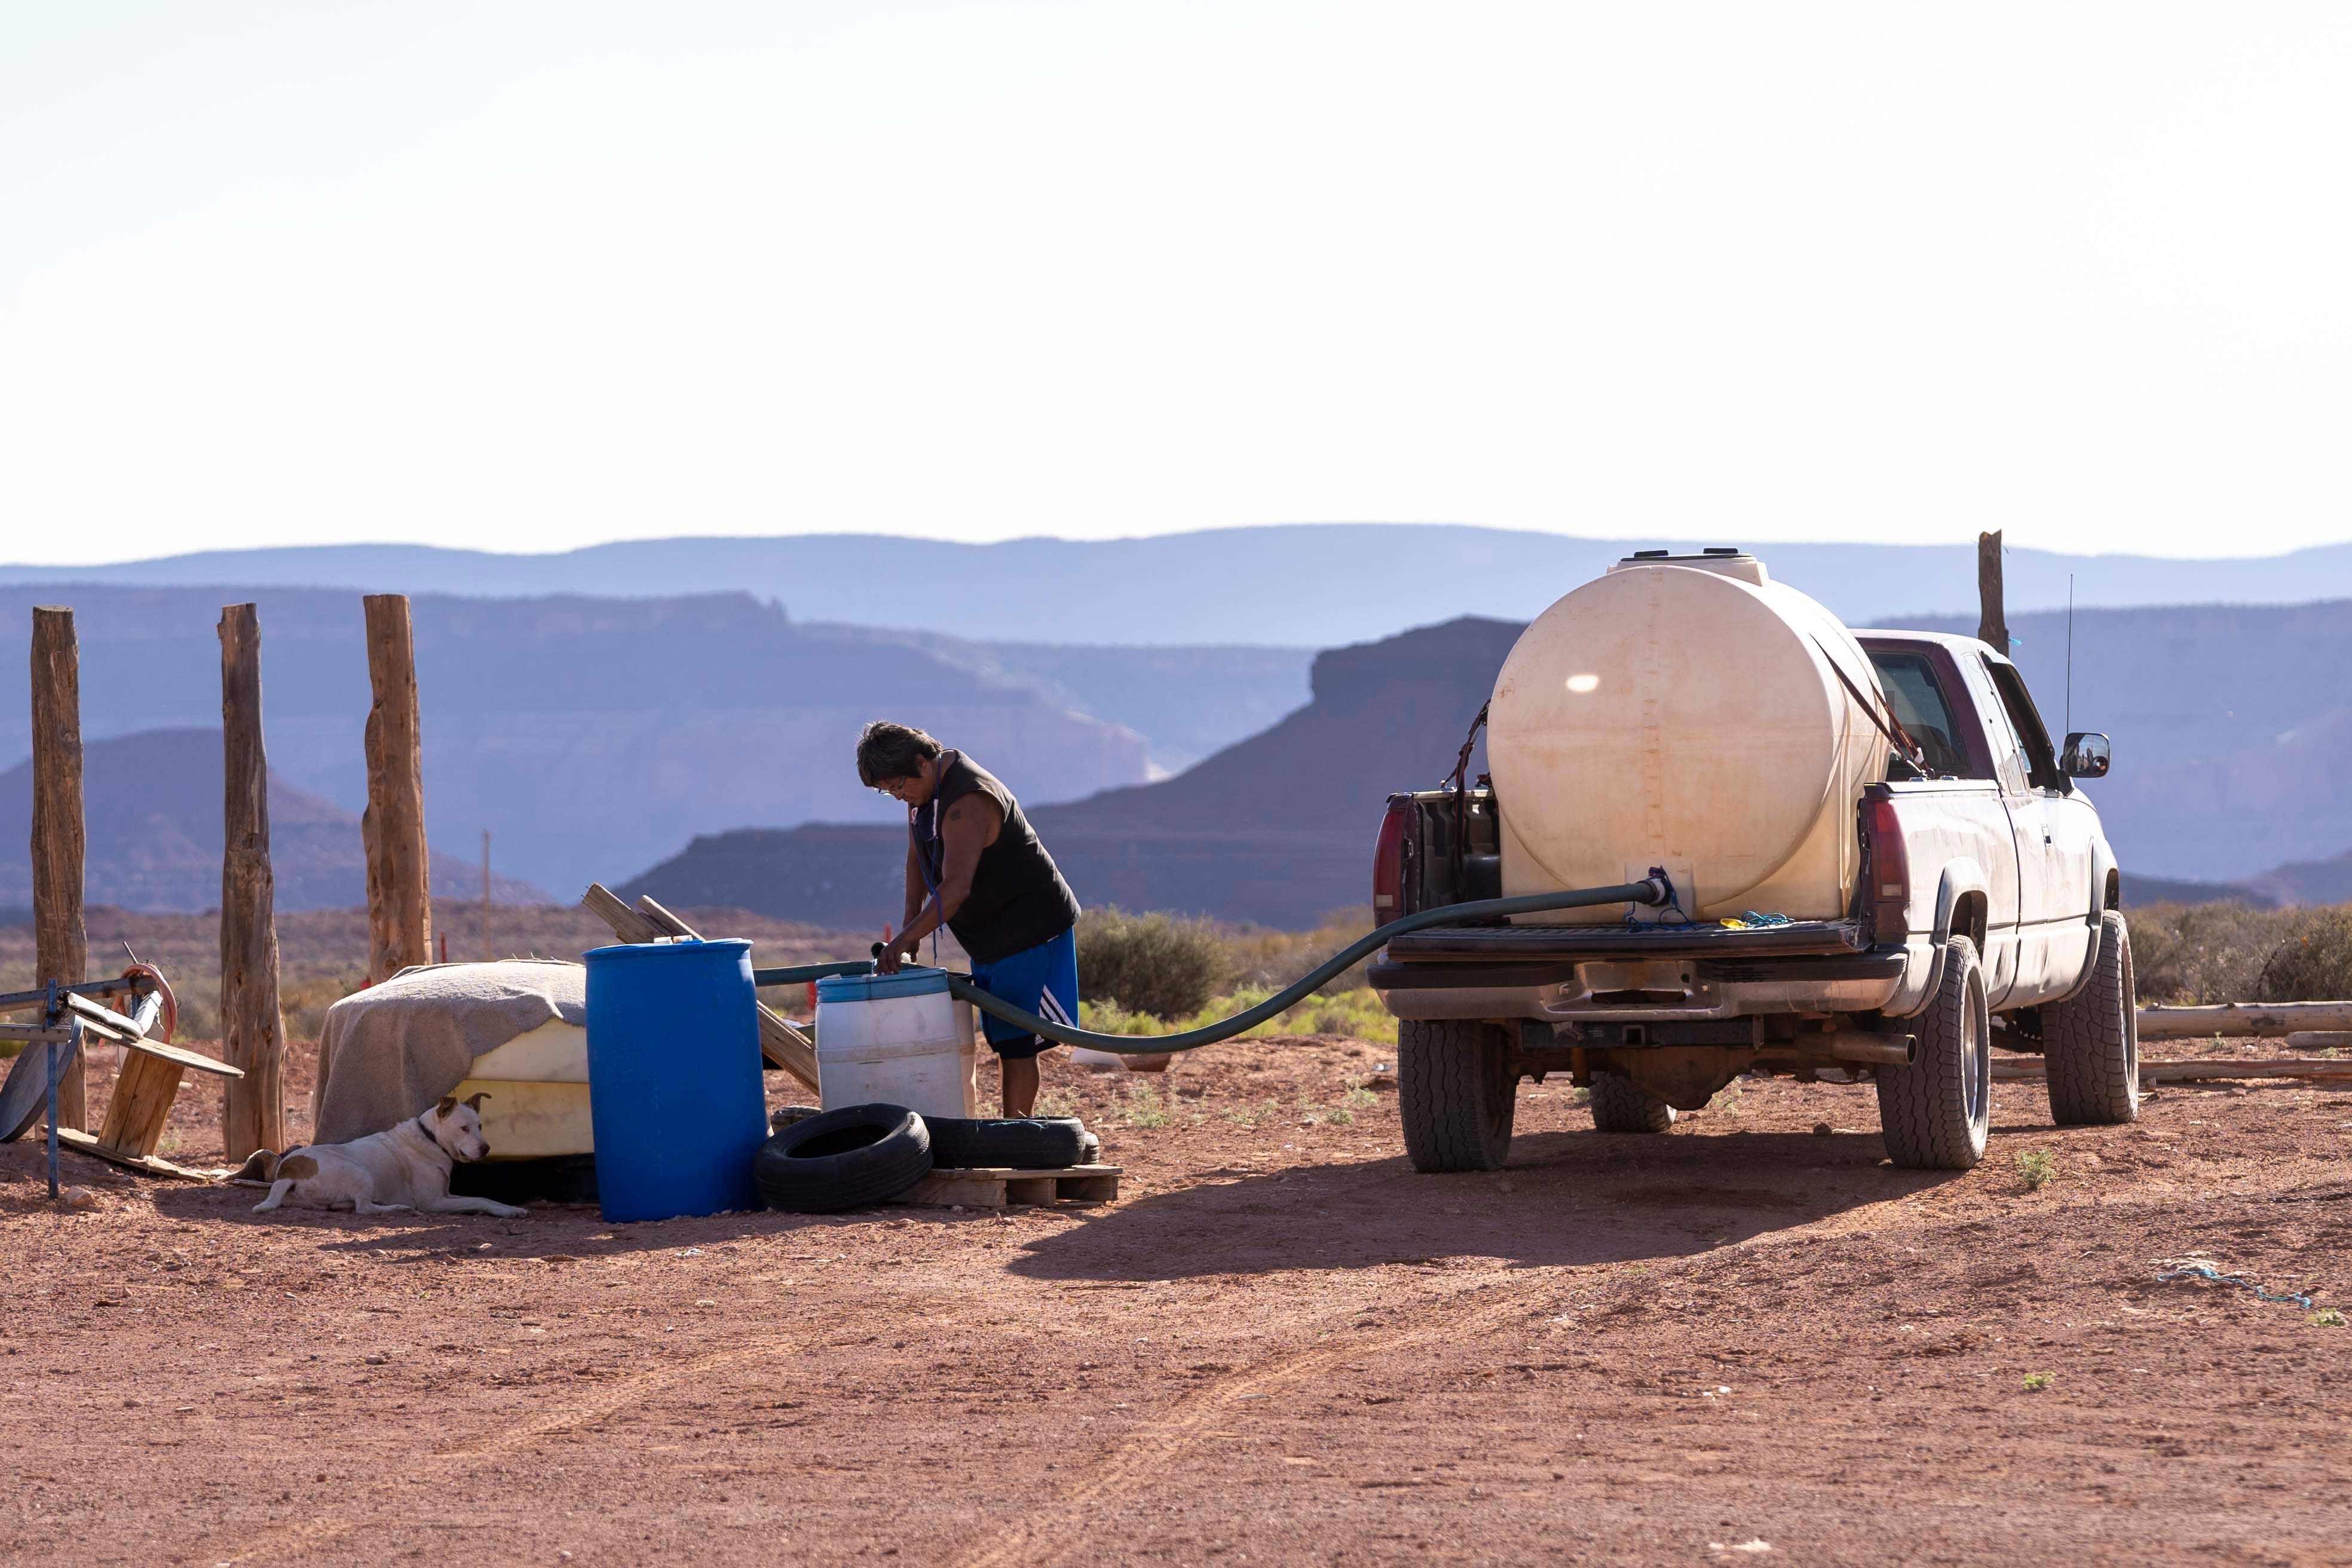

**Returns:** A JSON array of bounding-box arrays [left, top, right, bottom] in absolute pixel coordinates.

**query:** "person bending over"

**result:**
[[858, 722, 1081, 1117]]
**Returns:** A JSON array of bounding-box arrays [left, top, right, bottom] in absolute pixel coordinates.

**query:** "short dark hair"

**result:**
[[856, 721, 943, 785]]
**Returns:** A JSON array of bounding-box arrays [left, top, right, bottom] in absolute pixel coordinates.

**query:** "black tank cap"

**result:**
[[1704, 546, 1741, 556], [1632, 549, 1670, 558]]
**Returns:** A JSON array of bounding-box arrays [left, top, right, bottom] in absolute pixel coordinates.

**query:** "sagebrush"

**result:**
[[1074, 908, 1233, 1021]]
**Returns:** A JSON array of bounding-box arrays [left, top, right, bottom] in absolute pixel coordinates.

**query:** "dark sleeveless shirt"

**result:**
[[911, 751, 1081, 964]]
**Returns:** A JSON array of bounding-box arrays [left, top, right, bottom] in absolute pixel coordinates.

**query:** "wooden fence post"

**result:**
[[219, 604, 286, 1158], [362, 595, 431, 984], [29, 607, 87, 1131], [1977, 530, 2008, 653]]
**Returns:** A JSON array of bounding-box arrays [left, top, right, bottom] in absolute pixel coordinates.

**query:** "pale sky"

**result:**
[[3, 2, 2347, 565]]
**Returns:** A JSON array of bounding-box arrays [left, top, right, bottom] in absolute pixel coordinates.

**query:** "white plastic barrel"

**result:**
[[812, 967, 980, 1119]]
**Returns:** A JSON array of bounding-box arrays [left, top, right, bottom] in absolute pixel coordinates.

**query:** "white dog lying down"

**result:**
[[239, 1094, 529, 1218]]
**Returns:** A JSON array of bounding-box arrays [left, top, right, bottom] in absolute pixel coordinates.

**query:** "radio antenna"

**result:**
[[2065, 574, 2075, 736]]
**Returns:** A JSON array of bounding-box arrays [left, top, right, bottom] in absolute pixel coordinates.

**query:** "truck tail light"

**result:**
[[1866, 795, 1910, 942], [1373, 801, 1410, 915]]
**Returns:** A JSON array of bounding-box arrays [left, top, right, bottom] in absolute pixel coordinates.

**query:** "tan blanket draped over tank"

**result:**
[[309, 959, 588, 1147]]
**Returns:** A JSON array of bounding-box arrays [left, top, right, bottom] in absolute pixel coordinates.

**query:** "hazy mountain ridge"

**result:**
[[626, 601, 2352, 926], [0, 588, 1157, 900], [13, 525, 2352, 647], [0, 728, 549, 912]]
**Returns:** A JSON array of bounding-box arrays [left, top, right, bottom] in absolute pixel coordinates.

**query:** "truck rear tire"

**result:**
[[1875, 935, 1990, 1171], [1399, 1019, 1517, 1172], [2042, 911, 2140, 1126], [1587, 1071, 1677, 1133]]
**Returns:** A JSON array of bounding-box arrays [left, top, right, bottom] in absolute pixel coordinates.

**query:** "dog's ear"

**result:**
[[463, 1092, 491, 1111], [435, 1096, 458, 1119]]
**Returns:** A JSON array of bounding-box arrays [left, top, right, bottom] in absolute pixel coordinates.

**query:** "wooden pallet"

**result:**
[[52, 1126, 232, 1182], [890, 1163, 1121, 1209]]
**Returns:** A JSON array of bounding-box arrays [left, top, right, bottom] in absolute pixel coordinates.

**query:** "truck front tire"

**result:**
[[1875, 935, 1991, 1171], [1398, 1019, 1517, 1172], [1588, 1071, 1677, 1133], [2042, 910, 2140, 1126]]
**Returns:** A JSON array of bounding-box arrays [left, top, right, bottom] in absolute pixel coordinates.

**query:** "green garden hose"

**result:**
[[754, 874, 1671, 1057]]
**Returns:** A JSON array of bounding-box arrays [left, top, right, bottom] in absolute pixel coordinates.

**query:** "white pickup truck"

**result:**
[[1370, 550, 2132, 1172]]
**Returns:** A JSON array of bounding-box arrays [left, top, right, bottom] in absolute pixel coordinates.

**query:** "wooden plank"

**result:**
[[30, 605, 87, 1132], [119, 1036, 243, 1079], [892, 1173, 1010, 1208], [919, 1163, 1122, 1179], [2155, 1005, 2352, 1040], [54, 1126, 231, 1183], [219, 601, 287, 1159], [96, 1050, 184, 1157], [629, 895, 820, 1092], [887, 1164, 1122, 1209], [583, 883, 664, 944], [633, 895, 697, 939], [2138, 1001, 2352, 1040], [362, 593, 432, 984], [1059, 1171, 1120, 1202], [1993, 1056, 2352, 1083]]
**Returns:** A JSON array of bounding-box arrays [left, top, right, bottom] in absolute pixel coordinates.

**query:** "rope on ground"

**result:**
[[2154, 1263, 2314, 1310]]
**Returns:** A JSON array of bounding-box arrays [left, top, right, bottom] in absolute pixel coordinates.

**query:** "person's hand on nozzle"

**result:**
[[875, 932, 918, 975]]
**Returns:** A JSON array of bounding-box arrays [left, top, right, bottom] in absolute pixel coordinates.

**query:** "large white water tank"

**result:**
[[1487, 553, 1888, 924]]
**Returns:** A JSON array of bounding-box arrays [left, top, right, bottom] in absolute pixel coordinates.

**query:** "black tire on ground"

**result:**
[[923, 1116, 1092, 1171], [1876, 935, 1991, 1170], [1398, 1018, 1518, 1173], [2042, 910, 2140, 1126], [1587, 1071, 1677, 1133], [753, 1103, 932, 1212]]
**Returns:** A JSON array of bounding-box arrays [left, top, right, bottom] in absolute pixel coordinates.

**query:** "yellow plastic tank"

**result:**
[[449, 1018, 593, 1159]]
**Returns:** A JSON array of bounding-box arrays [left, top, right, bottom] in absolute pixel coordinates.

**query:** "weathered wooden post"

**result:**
[[1977, 529, 2008, 653], [219, 604, 287, 1157], [29, 607, 87, 1131], [362, 594, 432, 984]]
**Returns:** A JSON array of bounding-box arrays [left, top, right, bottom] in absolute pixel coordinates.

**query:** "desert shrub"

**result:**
[[2127, 902, 2299, 1004], [1076, 908, 1232, 1022], [2256, 907, 2352, 1002]]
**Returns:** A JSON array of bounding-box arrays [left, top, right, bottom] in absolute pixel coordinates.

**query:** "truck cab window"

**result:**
[[1865, 651, 1974, 777], [1983, 659, 2065, 789]]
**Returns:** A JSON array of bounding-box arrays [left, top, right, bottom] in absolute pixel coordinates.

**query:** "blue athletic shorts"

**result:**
[[968, 925, 1080, 1060]]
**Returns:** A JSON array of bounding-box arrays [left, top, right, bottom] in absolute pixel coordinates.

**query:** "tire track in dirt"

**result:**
[[202, 1326, 825, 1564], [439, 1327, 820, 1456], [207, 1515, 360, 1566], [950, 1273, 1570, 1568]]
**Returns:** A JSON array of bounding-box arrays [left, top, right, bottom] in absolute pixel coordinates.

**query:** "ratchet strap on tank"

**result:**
[[1813, 636, 1925, 773]]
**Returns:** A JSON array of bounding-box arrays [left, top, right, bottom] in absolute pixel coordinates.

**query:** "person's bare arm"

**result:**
[[901, 828, 926, 934], [879, 795, 1003, 971]]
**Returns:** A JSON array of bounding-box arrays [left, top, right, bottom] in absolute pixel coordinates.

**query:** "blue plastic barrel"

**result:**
[[582, 938, 766, 1223]]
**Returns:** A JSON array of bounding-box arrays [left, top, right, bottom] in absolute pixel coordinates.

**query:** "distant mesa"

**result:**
[[0, 728, 549, 914], [621, 617, 1523, 929]]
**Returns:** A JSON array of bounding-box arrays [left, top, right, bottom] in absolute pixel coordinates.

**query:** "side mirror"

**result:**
[[2062, 731, 2111, 779]]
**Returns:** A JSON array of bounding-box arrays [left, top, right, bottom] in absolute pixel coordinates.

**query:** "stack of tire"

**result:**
[[754, 1104, 1100, 1214]]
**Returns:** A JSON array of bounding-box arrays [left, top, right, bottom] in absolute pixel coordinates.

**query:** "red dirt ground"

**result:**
[[5, 1036, 2349, 1567]]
